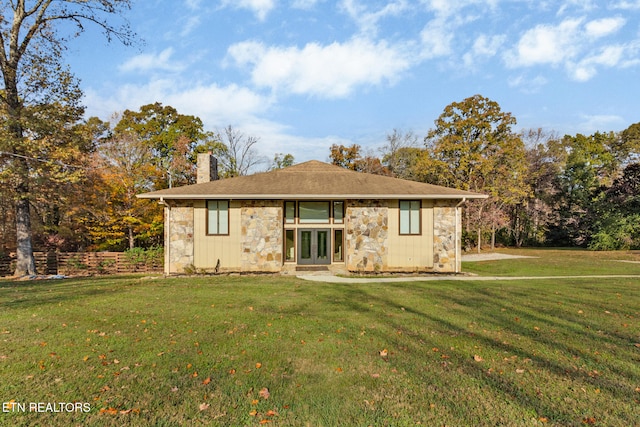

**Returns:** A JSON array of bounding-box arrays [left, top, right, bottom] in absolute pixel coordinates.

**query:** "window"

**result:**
[[333, 201, 344, 224], [285, 201, 296, 224], [207, 200, 229, 235], [299, 201, 330, 224], [399, 200, 420, 235], [333, 229, 344, 262], [285, 229, 295, 262]]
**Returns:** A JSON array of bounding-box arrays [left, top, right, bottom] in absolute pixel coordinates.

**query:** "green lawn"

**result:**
[[1, 250, 639, 426]]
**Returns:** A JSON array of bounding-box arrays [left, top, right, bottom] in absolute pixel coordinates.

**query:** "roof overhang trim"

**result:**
[[139, 194, 488, 200]]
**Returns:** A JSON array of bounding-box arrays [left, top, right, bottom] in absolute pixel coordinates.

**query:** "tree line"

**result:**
[[1, 101, 279, 255], [328, 94, 640, 252], [1, 2, 638, 276]]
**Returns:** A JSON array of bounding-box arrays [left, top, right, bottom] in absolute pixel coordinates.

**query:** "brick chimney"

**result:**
[[197, 153, 218, 183]]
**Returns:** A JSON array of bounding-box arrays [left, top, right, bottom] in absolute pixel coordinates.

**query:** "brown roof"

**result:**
[[137, 160, 486, 200]]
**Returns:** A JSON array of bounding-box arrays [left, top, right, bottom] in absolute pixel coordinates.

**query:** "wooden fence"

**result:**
[[0, 252, 163, 277]]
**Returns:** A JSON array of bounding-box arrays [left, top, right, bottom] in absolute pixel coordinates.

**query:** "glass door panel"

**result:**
[[297, 229, 330, 265], [300, 230, 312, 262], [317, 230, 328, 261]]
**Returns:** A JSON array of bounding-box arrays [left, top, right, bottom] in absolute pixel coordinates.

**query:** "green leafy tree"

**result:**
[[548, 131, 625, 246], [589, 163, 640, 250], [424, 94, 529, 251], [0, 0, 134, 275], [114, 103, 209, 188], [270, 153, 295, 170]]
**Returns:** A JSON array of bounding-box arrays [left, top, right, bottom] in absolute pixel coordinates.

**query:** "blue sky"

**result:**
[[67, 0, 640, 164]]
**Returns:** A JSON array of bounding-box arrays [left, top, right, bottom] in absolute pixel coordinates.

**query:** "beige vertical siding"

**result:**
[[193, 200, 242, 270], [386, 200, 434, 270]]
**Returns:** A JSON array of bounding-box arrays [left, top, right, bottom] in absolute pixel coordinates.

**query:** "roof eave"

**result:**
[[137, 193, 488, 200]]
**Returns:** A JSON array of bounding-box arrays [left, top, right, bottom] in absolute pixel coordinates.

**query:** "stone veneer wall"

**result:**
[[167, 201, 194, 274], [433, 201, 459, 273], [345, 200, 389, 272], [240, 201, 283, 272]]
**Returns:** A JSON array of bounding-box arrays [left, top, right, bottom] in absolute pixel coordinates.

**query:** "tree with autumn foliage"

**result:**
[[0, 0, 134, 275], [329, 143, 390, 175], [114, 103, 211, 189], [423, 94, 530, 251]]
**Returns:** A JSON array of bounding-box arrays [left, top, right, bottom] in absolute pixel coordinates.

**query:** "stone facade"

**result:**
[[166, 201, 194, 274], [433, 202, 460, 272], [345, 200, 389, 272], [240, 201, 283, 272]]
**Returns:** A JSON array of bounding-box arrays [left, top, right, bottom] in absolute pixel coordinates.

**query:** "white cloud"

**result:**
[[463, 34, 506, 67], [340, 0, 409, 36], [508, 74, 549, 93], [505, 18, 583, 67], [569, 44, 625, 81], [119, 48, 185, 73], [220, 0, 275, 21], [227, 37, 414, 98], [419, 18, 455, 59], [83, 80, 272, 127], [184, 0, 202, 10], [612, 0, 640, 9], [578, 114, 626, 133], [291, 0, 322, 9], [585, 17, 626, 38], [505, 15, 635, 81]]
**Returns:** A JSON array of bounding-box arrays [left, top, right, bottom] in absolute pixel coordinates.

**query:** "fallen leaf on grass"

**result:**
[[582, 417, 596, 425], [259, 387, 270, 400], [379, 349, 388, 357], [255, 362, 262, 369], [99, 407, 118, 415], [202, 377, 211, 385], [473, 355, 484, 362], [199, 403, 210, 411]]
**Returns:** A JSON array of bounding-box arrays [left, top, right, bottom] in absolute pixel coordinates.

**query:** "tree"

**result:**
[[380, 129, 421, 180], [329, 143, 390, 175], [514, 128, 564, 246], [211, 125, 266, 177], [589, 163, 640, 250], [0, 0, 134, 276], [270, 153, 295, 170], [424, 95, 529, 252], [114, 103, 208, 188], [90, 123, 162, 250]]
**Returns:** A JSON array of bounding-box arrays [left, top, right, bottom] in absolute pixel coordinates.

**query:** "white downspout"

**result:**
[[455, 198, 467, 273], [159, 198, 171, 276]]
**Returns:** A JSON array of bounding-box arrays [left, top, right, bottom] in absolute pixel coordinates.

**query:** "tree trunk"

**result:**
[[477, 227, 482, 254], [15, 193, 36, 276], [128, 225, 135, 250], [491, 224, 496, 250]]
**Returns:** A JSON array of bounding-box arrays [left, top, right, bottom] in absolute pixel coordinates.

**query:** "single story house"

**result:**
[[137, 155, 486, 275]]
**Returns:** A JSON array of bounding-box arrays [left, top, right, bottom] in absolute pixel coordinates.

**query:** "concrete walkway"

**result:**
[[297, 274, 640, 283]]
